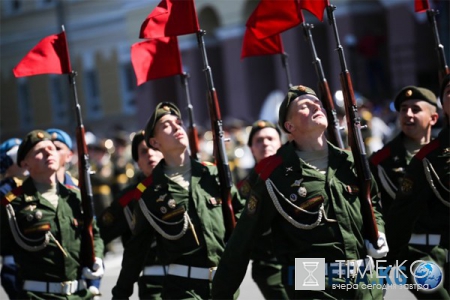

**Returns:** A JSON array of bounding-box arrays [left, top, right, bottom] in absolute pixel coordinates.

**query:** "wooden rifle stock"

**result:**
[[426, 9, 450, 84], [302, 22, 344, 149], [197, 30, 236, 240], [326, 5, 379, 247], [69, 71, 95, 269], [180, 72, 200, 159]]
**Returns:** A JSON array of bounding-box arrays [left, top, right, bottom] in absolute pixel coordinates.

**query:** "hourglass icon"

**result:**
[[303, 261, 319, 286]]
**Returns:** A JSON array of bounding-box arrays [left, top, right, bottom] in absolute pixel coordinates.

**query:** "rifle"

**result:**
[[426, 8, 450, 84], [68, 70, 96, 269], [326, 5, 379, 247], [180, 72, 200, 160], [196, 30, 236, 240], [302, 22, 344, 149]]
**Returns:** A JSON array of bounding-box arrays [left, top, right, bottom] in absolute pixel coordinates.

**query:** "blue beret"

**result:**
[[47, 128, 73, 150], [0, 138, 22, 155]]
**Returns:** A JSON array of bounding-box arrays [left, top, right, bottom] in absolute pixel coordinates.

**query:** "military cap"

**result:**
[[144, 102, 182, 147], [47, 128, 73, 150], [394, 86, 437, 111], [248, 120, 281, 147], [17, 130, 52, 167], [1, 138, 22, 173], [440, 74, 450, 105], [0, 138, 22, 155], [278, 85, 318, 133], [131, 130, 146, 162]]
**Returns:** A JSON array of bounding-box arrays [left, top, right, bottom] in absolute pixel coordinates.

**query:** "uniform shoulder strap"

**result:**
[[255, 155, 283, 181], [1, 186, 23, 206], [370, 146, 391, 166], [415, 139, 440, 160], [118, 188, 137, 208], [135, 175, 154, 199]]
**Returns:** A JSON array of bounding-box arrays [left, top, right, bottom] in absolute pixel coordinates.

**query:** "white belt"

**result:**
[[325, 258, 372, 276], [23, 279, 86, 295], [167, 264, 217, 281], [2, 255, 15, 265], [409, 234, 441, 246], [143, 265, 168, 276]]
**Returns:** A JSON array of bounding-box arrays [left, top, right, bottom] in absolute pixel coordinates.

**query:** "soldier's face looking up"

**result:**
[[150, 115, 189, 154], [137, 140, 163, 177], [21, 140, 60, 177], [250, 128, 281, 164], [399, 99, 438, 142], [284, 95, 328, 135]]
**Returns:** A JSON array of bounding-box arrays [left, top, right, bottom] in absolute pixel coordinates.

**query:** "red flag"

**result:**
[[241, 29, 284, 59], [414, 0, 429, 13], [140, 0, 199, 39], [131, 37, 183, 86], [13, 32, 71, 77], [298, 0, 329, 22], [246, 0, 303, 40]]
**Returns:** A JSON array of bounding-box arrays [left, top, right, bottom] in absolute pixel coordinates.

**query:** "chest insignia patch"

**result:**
[[157, 194, 166, 202], [290, 194, 298, 202], [160, 206, 167, 214], [298, 186, 307, 197], [400, 177, 413, 194], [167, 199, 176, 208], [25, 195, 34, 202], [26, 214, 34, 222], [24, 204, 37, 211], [154, 184, 162, 192], [34, 210, 43, 220], [247, 195, 258, 215], [291, 179, 303, 187], [240, 181, 251, 197]]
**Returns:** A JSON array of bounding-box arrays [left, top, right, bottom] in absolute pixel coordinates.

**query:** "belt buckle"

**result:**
[[61, 281, 73, 295], [209, 267, 217, 281]]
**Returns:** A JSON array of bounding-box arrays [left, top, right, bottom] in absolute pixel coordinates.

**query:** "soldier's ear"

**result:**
[[430, 111, 439, 126], [149, 138, 160, 150], [284, 121, 294, 132]]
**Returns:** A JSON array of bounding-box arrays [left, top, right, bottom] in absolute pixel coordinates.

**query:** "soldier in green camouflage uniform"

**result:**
[[386, 75, 450, 298], [212, 85, 388, 299], [0, 130, 104, 300], [112, 102, 244, 299], [98, 130, 165, 299]]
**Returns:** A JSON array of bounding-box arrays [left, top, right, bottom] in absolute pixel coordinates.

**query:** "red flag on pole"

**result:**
[[414, 0, 429, 13], [140, 0, 200, 39], [241, 29, 284, 59], [13, 32, 71, 77], [298, 0, 329, 22], [131, 37, 183, 86], [246, 0, 303, 40]]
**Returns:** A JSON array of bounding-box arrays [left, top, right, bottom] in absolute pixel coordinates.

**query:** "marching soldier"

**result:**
[[212, 85, 388, 299], [112, 102, 244, 299], [98, 130, 165, 299], [386, 74, 450, 298], [0, 130, 104, 299], [238, 120, 288, 299]]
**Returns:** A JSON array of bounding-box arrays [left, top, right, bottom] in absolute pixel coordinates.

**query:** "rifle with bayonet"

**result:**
[[326, 5, 379, 247], [302, 22, 344, 149], [180, 72, 200, 160], [196, 29, 236, 240], [426, 8, 449, 84]]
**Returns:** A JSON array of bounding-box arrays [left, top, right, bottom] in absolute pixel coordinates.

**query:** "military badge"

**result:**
[[34, 210, 43, 220], [240, 181, 251, 198], [37, 132, 45, 139], [400, 177, 413, 194], [24, 204, 37, 211], [247, 195, 258, 215], [102, 212, 114, 226], [26, 214, 34, 222], [405, 90, 413, 97], [290, 194, 298, 202], [168, 199, 176, 208], [257, 121, 266, 128], [298, 186, 307, 197], [157, 194, 167, 202], [25, 195, 34, 202], [154, 184, 162, 191], [291, 179, 303, 187], [163, 106, 170, 111], [298, 85, 306, 92], [160, 206, 167, 214]]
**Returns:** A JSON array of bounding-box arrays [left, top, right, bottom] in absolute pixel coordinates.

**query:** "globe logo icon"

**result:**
[[412, 261, 443, 291]]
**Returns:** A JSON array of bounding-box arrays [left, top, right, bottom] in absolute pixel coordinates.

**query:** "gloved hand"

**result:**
[[365, 231, 389, 258], [82, 257, 104, 280]]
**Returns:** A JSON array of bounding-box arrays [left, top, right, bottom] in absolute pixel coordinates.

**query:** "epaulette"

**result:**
[[118, 188, 137, 208], [1, 186, 23, 206], [255, 155, 283, 181], [370, 146, 391, 166], [135, 175, 154, 199], [415, 139, 440, 160], [201, 161, 215, 166]]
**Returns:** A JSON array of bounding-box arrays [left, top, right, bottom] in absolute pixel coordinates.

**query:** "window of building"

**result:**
[[17, 77, 33, 130], [49, 75, 70, 125], [118, 46, 136, 114], [84, 69, 102, 120]]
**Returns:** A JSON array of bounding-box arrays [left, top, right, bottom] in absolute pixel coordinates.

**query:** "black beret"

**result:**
[[144, 102, 182, 147], [131, 130, 146, 162], [278, 85, 318, 133], [440, 74, 450, 106], [394, 86, 437, 111], [17, 130, 52, 167], [248, 120, 281, 147]]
